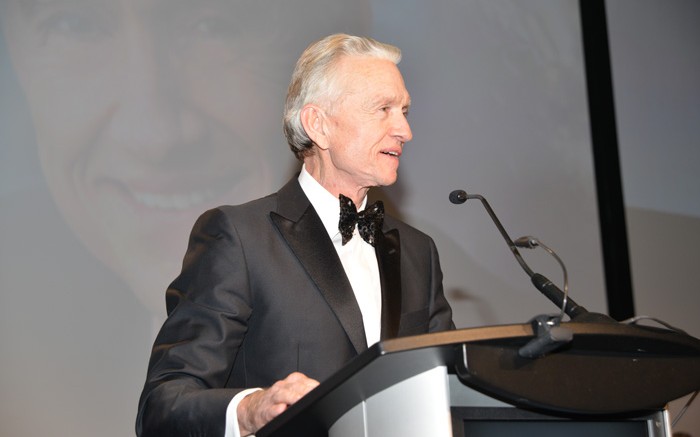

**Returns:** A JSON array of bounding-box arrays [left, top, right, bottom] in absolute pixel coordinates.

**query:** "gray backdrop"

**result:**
[[607, 0, 700, 434]]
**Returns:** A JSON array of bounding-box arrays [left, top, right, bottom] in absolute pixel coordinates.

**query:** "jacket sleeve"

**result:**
[[136, 207, 252, 437], [427, 236, 456, 333]]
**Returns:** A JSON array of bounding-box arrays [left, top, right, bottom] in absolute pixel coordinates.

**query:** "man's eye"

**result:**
[[40, 11, 110, 41], [189, 17, 238, 39]]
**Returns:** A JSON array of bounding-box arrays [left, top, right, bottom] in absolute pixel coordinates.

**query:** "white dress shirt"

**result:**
[[224, 166, 382, 437], [297, 165, 382, 346]]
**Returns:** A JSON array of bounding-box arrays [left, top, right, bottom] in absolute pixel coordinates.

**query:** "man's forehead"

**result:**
[[338, 58, 408, 95]]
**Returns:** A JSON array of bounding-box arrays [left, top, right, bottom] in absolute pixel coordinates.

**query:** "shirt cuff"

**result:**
[[224, 388, 263, 437]]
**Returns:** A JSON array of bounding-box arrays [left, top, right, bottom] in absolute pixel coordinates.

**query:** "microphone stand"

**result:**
[[449, 189, 700, 417], [449, 190, 612, 358]]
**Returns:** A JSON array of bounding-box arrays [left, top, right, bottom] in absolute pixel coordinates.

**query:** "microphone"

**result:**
[[449, 190, 468, 204], [448, 189, 589, 320], [449, 190, 534, 277], [513, 236, 539, 249], [515, 235, 570, 321], [450, 189, 583, 358]]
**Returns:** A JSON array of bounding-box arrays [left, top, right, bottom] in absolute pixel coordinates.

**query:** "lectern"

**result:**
[[258, 321, 700, 437]]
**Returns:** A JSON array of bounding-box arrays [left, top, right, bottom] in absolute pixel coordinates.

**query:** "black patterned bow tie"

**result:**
[[338, 194, 384, 247]]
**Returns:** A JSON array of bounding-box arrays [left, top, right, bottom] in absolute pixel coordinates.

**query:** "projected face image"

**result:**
[[1, 0, 369, 315]]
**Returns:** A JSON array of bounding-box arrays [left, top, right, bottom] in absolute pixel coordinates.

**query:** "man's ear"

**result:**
[[300, 104, 329, 150]]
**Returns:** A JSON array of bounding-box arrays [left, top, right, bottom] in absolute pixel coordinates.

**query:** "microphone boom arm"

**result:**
[[464, 193, 535, 278], [449, 189, 590, 320]]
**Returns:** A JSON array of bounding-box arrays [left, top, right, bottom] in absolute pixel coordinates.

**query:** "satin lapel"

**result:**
[[377, 228, 402, 340], [269, 180, 368, 354]]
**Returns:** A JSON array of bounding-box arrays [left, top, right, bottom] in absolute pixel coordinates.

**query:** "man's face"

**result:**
[[322, 56, 412, 194], [0, 0, 370, 313]]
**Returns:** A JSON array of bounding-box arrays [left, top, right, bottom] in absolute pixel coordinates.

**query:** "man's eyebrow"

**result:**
[[366, 94, 410, 108], [20, 0, 106, 16], [21, 0, 47, 15]]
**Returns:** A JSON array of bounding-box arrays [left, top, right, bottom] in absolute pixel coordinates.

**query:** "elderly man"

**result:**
[[137, 33, 454, 437]]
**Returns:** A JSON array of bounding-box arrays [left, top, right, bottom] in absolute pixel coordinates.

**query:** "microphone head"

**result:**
[[514, 236, 539, 249], [449, 189, 468, 204]]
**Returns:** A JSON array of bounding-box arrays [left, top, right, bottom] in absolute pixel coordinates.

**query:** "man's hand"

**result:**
[[237, 372, 320, 436]]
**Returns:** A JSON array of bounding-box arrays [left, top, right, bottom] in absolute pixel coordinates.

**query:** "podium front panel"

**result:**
[[329, 366, 452, 437]]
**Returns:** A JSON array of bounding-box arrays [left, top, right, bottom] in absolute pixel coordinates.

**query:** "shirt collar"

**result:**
[[298, 164, 367, 240]]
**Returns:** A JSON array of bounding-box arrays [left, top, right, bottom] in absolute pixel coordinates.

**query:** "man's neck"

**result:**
[[302, 160, 369, 206]]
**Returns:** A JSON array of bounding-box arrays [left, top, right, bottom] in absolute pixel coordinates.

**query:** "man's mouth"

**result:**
[[132, 189, 220, 211]]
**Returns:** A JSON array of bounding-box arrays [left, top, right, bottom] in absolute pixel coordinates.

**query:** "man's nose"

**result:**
[[391, 111, 413, 143], [106, 30, 202, 163]]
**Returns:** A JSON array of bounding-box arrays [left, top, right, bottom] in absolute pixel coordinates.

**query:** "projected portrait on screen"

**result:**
[[0, 0, 370, 318]]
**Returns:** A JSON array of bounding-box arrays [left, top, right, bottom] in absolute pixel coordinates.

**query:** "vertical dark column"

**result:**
[[579, 0, 635, 320]]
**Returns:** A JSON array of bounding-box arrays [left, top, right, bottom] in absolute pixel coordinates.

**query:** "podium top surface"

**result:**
[[258, 320, 700, 437]]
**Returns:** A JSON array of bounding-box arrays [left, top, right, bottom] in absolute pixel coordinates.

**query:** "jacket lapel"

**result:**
[[376, 228, 402, 340], [269, 179, 368, 354]]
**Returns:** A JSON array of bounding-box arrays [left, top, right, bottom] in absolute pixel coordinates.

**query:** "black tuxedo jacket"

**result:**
[[136, 177, 454, 436]]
